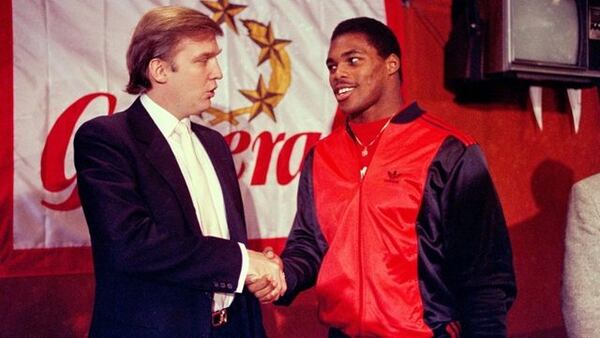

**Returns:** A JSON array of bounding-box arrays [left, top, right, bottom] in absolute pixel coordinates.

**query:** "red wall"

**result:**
[[400, 2, 600, 337], [3, 1, 600, 337]]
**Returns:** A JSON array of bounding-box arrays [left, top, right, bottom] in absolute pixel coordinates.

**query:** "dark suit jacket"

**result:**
[[74, 98, 265, 338]]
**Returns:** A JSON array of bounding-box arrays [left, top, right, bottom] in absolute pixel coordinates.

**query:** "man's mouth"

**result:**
[[334, 86, 355, 101], [206, 87, 217, 98]]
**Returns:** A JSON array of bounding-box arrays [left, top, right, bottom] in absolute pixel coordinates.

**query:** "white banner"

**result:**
[[12, 0, 387, 249]]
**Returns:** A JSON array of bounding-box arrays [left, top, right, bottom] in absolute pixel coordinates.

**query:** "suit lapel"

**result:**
[[127, 99, 202, 236]]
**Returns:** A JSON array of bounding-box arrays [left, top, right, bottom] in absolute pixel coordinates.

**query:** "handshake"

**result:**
[[246, 247, 286, 304]]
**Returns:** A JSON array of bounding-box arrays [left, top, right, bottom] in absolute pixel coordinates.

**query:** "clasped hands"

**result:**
[[246, 247, 286, 303]]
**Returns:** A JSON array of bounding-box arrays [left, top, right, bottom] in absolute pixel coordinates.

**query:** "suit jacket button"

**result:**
[[213, 282, 219, 287], [227, 283, 233, 289], [220, 282, 226, 288]]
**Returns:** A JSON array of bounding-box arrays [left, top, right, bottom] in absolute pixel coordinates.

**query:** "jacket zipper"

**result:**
[[358, 171, 365, 336]]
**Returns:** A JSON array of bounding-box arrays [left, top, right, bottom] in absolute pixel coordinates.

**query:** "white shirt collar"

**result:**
[[140, 94, 190, 139]]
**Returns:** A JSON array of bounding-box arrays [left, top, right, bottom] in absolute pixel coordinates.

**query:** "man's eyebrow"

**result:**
[[326, 49, 364, 64], [341, 49, 364, 58], [193, 48, 222, 60]]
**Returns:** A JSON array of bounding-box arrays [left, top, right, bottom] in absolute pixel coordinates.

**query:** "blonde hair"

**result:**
[[125, 6, 222, 94]]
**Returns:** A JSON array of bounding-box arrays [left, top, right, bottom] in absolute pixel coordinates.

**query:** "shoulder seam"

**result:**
[[420, 113, 476, 146]]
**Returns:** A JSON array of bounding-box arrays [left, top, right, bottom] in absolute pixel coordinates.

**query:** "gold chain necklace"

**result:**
[[345, 115, 395, 180], [345, 115, 394, 158]]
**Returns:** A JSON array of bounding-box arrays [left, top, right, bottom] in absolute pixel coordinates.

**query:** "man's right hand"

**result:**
[[246, 248, 286, 303]]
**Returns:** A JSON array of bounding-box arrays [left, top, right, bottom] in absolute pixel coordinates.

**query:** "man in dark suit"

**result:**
[[74, 6, 284, 337]]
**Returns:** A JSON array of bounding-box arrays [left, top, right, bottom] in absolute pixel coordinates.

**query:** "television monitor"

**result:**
[[484, 0, 600, 86]]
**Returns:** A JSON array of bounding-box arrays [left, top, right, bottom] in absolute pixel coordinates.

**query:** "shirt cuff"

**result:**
[[236, 242, 249, 293]]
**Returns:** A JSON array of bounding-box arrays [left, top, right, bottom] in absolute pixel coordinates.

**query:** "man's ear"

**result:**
[[385, 54, 401, 76], [148, 58, 169, 84]]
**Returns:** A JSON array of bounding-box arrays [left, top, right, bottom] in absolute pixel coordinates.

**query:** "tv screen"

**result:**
[[511, 0, 579, 66], [444, 0, 600, 87], [480, 0, 600, 85]]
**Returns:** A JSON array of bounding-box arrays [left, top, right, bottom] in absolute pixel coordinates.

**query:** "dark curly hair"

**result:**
[[331, 17, 402, 82]]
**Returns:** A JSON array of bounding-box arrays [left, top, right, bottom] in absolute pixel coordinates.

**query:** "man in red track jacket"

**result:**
[[252, 17, 516, 338]]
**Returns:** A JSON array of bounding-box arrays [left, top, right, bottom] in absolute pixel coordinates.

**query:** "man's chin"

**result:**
[[195, 102, 212, 115], [338, 104, 358, 117]]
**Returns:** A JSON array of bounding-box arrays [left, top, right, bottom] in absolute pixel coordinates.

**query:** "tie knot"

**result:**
[[173, 121, 191, 138]]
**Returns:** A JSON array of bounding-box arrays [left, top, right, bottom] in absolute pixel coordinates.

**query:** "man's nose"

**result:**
[[330, 66, 348, 82], [212, 59, 223, 80]]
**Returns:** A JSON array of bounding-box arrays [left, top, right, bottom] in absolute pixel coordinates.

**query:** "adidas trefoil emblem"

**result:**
[[384, 170, 401, 183]]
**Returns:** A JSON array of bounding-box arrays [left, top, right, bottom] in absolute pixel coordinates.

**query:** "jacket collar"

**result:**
[[391, 101, 424, 124]]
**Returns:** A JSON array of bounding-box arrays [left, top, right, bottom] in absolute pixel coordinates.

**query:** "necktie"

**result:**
[[172, 121, 227, 239], [172, 121, 232, 311]]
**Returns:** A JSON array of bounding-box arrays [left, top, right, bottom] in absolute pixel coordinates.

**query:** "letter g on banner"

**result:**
[[40, 93, 116, 211]]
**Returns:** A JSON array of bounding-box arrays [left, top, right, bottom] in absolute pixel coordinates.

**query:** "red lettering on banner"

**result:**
[[224, 131, 321, 186], [276, 132, 321, 184], [40, 92, 320, 209], [224, 130, 251, 178], [41, 93, 116, 210], [251, 132, 286, 185]]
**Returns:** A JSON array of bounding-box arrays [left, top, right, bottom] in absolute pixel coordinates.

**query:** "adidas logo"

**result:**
[[384, 170, 401, 183]]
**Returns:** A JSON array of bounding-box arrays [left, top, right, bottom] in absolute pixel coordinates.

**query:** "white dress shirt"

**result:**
[[141, 94, 248, 311]]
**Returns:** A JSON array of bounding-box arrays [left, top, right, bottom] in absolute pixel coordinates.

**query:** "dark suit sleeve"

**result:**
[[277, 150, 329, 305], [74, 118, 242, 293], [424, 139, 516, 337]]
